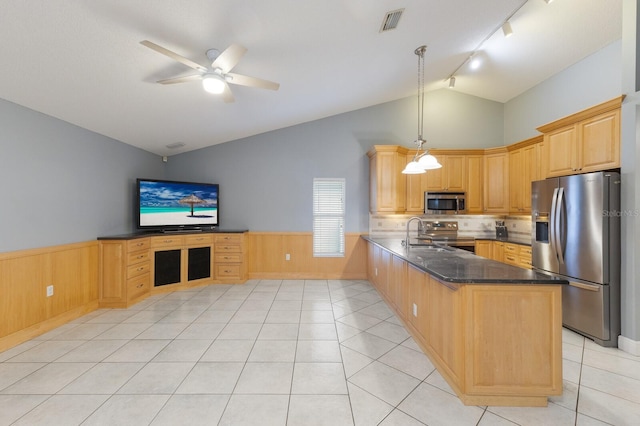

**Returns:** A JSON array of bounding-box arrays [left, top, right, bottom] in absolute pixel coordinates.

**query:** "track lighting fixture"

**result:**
[[448, 76, 456, 88], [502, 21, 513, 38], [544, 0, 554, 4], [444, 0, 528, 89]]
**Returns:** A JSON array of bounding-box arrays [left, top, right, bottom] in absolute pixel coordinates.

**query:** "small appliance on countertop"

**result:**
[[495, 220, 508, 239]]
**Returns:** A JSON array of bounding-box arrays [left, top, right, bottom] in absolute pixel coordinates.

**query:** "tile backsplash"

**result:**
[[369, 214, 532, 239]]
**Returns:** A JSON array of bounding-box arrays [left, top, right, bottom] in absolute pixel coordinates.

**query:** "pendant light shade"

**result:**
[[417, 153, 442, 170], [402, 160, 426, 175], [401, 45, 442, 175]]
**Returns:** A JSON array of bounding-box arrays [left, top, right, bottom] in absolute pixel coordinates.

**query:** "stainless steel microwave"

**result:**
[[424, 192, 466, 214]]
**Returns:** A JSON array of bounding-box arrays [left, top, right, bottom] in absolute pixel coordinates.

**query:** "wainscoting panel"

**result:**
[[247, 232, 367, 280]]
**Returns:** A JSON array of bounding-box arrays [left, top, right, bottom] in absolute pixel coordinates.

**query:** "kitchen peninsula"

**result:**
[[364, 236, 567, 407]]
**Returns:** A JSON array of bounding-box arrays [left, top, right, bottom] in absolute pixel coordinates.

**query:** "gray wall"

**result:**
[[166, 90, 504, 232], [0, 99, 165, 253], [504, 40, 623, 144]]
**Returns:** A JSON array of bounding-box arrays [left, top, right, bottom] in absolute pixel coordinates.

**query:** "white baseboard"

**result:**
[[618, 335, 640, 356]]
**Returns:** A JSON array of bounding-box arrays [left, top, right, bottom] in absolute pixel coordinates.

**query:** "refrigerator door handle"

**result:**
[[549, 188, 559, 261], [569, 281, 601, 292], [555, 187, 565, 264]]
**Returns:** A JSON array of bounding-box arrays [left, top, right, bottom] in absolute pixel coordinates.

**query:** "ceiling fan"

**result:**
[[140, 40, 280, 103]]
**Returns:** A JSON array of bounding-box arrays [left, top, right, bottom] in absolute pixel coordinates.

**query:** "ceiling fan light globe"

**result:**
[[417, 154, 442, 170], [202, 75, 225, 94]]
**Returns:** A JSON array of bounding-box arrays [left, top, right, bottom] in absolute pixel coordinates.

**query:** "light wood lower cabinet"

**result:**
[[476, 240, 532, 270], [367, 242, 562, 406], [214, 234, 247, 281], [100, 238, 151, 308], [99, 232, 247, 307]]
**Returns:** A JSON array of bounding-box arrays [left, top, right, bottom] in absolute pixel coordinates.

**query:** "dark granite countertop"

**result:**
[[98, 229, 248, 240], [363, 236, 565, 285], [471, 235, 532, 246]]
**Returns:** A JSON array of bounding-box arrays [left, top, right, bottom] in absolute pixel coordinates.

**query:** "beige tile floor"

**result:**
[[0, 279, 639, 425]]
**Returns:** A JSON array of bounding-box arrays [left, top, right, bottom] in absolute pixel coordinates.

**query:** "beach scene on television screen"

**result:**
[[139, 181, 217, 226]]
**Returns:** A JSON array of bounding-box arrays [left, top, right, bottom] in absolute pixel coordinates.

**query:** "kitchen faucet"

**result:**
[[403, 216, 425, 249]]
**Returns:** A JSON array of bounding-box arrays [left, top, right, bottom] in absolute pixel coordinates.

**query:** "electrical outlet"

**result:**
[[285, 253, 291, 261], [412, 303, 418, 317], [46, 285, 54, 297]]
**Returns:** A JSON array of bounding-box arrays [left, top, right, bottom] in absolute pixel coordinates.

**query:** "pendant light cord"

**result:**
[[415, 45, 427, 148]]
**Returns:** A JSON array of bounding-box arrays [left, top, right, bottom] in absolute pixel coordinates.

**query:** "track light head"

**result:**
[[448, 77, 456, 88], [502, 21, 513, 38]]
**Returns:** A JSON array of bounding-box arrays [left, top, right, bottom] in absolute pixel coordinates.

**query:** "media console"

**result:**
[[98, 230, 247, 308]]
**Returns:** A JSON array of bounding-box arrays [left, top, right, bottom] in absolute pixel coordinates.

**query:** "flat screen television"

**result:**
[[136, 178, 219, 231]]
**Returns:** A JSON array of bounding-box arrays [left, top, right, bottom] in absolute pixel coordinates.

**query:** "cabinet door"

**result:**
[[475, 240, 492, 259], [579, 109, 620, 173], [370, 150, 406, 213], [426, 277, 463, 382], [445, 155, 466, 191], [508, 149, 523, 213], [492, 241, 505, 262], [543, 126, 577, 178], [521, 143, 539, 212], [424, 157, 445, 191], [405, 154, 427, 213], [425, 155, 466, 191], [483, 152, 509, 213], [378, 249, 391, 298], [390, 255, 406, 312], [408, 264, 428, 342], [466, 155, 484, 213]]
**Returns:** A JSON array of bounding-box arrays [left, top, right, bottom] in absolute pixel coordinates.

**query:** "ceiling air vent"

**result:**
[[166, 142, 186, 149], [380, 9, 404, 32]]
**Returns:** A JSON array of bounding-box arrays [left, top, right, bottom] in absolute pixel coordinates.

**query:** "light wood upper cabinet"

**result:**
[[466, 155, 484, 213], [368, 145, 407, 213], [508, 136, 541, 214], [425, 155, 467, 191], [483, 148, 509, 213], [579, 109, 620, 173], [405, 153, 427, 213], [538, 97, 623, 178]]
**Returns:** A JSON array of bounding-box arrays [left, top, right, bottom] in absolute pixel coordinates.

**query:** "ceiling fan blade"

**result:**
[[226, 72, 280, 91], [221, 83, 235, 103], [157, 74, 203, 85], [211, 43, 247, 73], [140, 40, 208, 73]]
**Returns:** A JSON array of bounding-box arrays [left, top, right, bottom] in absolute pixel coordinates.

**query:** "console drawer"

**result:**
[[215, 254, 242, 263], [184, 234, 214, 246], [215, 244, 241, 253], [214, 234, 243, 244], [127, 250, 150, 265], [127, 261, 151, 279], [216, 264, 241, 279], [151, 236, 184, 248], [127, 273, 150, 300], [127, 238, 150, 252]]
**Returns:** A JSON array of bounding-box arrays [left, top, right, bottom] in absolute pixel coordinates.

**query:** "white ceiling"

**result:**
[[0, 0, 621, 156]]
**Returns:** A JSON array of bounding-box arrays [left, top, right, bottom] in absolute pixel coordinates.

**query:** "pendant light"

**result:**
[[402, 45, 442, 174]]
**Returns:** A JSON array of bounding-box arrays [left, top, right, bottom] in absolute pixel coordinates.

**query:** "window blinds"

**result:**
[[313, 178, 345, 257]]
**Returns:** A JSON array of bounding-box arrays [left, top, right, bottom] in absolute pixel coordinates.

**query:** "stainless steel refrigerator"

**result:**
[[531, 171, 621, 347]]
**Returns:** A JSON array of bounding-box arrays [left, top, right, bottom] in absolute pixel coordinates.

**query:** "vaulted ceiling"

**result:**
[[0, 0, 621, 156]]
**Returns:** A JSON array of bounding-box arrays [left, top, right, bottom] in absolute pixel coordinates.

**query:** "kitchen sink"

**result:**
[[408, 242, 455, 252]]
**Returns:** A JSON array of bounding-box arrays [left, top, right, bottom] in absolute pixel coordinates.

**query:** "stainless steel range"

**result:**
[[417, 220, 476, 252]]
